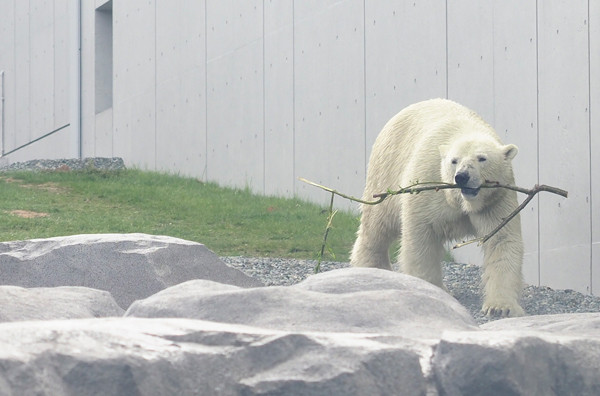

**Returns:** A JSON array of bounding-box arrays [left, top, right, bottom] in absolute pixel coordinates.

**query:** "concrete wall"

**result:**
[[0, 0, 77, 162], [0, 0, 598, 295]]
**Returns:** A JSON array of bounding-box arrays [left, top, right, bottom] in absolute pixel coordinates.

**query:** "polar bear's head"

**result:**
[[439, 135, 518, 212]]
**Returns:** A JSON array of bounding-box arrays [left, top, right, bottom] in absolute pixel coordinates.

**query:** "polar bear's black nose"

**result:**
[[455, 172, 469, 186]]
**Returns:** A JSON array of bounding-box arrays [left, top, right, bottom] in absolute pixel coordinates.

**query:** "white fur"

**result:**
[[350, 99, 524, 317]]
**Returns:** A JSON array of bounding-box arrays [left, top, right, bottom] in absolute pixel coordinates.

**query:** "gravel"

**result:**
[[222, 257, 600, 324], [0, 158, 126, 172]]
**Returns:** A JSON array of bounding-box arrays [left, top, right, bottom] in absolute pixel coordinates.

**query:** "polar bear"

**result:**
[[350, 98, 524, 317]]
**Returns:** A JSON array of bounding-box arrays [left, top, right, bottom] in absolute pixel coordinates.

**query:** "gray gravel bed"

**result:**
[[0, 158, 126, 172], [222, 257, 600, 325]]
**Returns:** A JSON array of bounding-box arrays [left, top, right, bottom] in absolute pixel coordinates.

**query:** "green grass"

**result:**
[[0, 169, 359, 261]]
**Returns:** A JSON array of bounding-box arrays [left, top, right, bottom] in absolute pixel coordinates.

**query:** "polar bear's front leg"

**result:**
[[350, 229, 393, 270], [479, 220, 525, 317], [399, 219, 446, 289], [350, 204, 396, 270]]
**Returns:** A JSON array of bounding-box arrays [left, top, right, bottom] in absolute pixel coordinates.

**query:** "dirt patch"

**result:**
[[8, 210, 49, 219], [1, 177, 21, 184], [0, 177, 67, 193], [32, 182, 65, 193]]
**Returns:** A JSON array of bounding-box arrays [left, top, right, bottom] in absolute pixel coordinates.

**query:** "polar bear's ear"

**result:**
[[439, 145, 450, 157], [503, 144, 518, 160]]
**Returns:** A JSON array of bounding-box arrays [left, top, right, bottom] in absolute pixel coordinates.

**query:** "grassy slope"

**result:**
[[0, 170, 359, 261]]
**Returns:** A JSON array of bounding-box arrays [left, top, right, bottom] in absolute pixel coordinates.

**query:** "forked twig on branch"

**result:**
[[452, 181, 567, 248], [300, 177, 567, 267]]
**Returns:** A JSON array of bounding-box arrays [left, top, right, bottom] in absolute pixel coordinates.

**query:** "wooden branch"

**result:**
[[301, 178, 566, 204], [479, 180, 568, 198], [299, 177, 568, 254], [298, 177, 387, 205], [453, 182, 567, 248]]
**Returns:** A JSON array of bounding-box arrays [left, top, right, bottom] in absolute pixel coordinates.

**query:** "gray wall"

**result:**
[[0, 0, 78, 161], [0, 0, 598, 295]]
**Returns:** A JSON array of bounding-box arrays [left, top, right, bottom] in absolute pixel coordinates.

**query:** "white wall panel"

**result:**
[[264, 0, 294, 196], [155, 0, 206, 177], [0, 0, 15, 153], [129, 91, 156, 170], [206, 1, 264, 191], [447, 0, 494, 122], [95, 109, 113, 156], [538, 1, 591, 293], [156, 65, 207, 177], [206, 41, 264, 191], [177, 1, 207, 177], [155, 2, 180, 81], [293, 0, 365, 208], [112, 0, 156, 169], [54, 0, 70, 128], [365, 1, 446, 153], [80, 0, 98, 158], [29, 0, 55, 138], [112, 98, 132, 164], [177, 67, 207, 177], [492, 1, 540, 286], [14, 1, 31, 148]]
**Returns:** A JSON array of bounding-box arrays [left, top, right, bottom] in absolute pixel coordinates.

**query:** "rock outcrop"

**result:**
[[0, 234, 598, 395], [0, 233, 262, 308], [125, 268, 478, 337], [0, 285, 123, 322]]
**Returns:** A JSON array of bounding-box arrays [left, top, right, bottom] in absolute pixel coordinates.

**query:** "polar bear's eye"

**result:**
[[451, 158, 458, 165], [478, 156, 487, 162]]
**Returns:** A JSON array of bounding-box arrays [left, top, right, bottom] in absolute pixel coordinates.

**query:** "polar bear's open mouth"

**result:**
[[461, 187, 480, 197]]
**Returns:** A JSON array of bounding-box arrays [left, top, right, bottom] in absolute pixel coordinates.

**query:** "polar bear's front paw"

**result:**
[[481, 300, 524, 318]]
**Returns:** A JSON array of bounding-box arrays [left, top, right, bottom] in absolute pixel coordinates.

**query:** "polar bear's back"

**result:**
[[365, 99, 496, 195]]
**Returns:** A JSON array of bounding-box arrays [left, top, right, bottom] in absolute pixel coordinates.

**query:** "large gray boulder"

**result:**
[[0, 234, 599, 395], [126, 268, 478, 337], [0, 233, 262, 308], [0, 315, 598, 396], [0, 285, 124, 322], [433, 313, 600, 396], [0, 317, 426, 396]]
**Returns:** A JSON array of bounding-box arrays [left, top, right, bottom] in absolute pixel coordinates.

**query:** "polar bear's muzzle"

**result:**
[[454, 171, 481, 198]]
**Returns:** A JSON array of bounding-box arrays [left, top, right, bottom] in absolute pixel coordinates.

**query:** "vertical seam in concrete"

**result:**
[[587, 0, 593, 294], [204, 0, 209, 181], [491, 3, 495, 126], [262, 0, 266, 195], [292, 0, 296, 196], [52, 0, 56, 130], [28, 0, 31, 143], [77, 0, 82, 159], [363, 0, 367, 184], [11, 0, 15, 153], [154, 0, 157, 171], [445, 0, 449, 99], [535, 0, 541, 286]]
